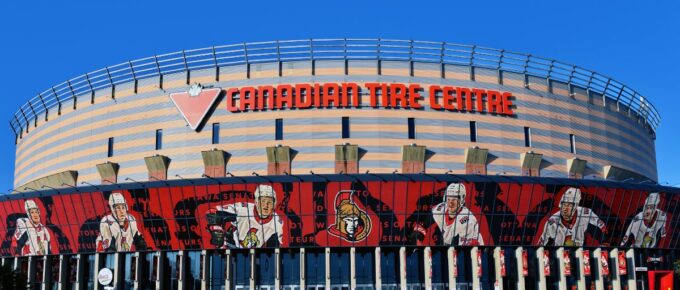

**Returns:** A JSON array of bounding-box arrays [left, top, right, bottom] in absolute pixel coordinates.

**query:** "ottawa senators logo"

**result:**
[[240, 228, 260, 248], [328, 190, 372, 242]]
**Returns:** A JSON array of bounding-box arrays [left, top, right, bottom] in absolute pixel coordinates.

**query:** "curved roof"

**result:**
[[9, 38, 660, 139]]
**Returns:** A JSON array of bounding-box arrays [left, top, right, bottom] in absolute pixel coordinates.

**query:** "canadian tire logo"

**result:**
[[169, 83, 222, 130]]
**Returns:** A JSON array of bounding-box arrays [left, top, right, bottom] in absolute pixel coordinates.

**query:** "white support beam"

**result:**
[[350, 247, 356, 290], [575, 249, 587, 290], [555, 248, 567, 290], [75, 255, 84, 290], [156, 252, 164, 290], [275, 248, 281, 290], [399, 247, 407, 289], [57, 255, 67, 290], [424, 247, 432, 290], [609, 249, 622, 290], [515, 247, 525, 290], [593, 248, 604, 290], [113, 253, 122, 290], [299, 248, 305, 289], [493, 247, 504, 290], [225, 250, 231, 290], [178, 251, 186, 290], [325, 248, 331, 290], [625, 249, 637, 290], [93, 253, 101, 290], [249, 249, 256, 290], [133, 252, 142, 290], [40, 257, 49, 290], [536, 247, 547, 290], [375, 247, 382, 290], [27, 256, 36, 288], [201, 250, 209, 290], [471, 247, 481, 290]]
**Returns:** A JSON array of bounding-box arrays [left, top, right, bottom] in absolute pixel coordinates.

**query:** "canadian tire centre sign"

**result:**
[[171, 83, 516, 130]]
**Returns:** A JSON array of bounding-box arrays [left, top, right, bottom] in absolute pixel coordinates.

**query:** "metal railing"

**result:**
[[8, 38, 661, 140]]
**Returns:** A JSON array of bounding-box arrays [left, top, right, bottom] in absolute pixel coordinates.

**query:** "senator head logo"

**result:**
[[169, 83, 222, 131], [328, 190, 372, 242]]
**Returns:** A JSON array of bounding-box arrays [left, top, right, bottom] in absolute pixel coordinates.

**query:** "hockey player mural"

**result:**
[[537, 187, 607, 247], [2, 180, 680, 255], [327, 190, 372, 242], [95, 192, 148, 252], [206, 184, 284, 249], [410, 183, 485, 246], [12, 200, 51, 256], [620, 192, 667, 248]]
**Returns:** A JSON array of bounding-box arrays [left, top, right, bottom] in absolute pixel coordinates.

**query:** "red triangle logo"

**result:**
[[169, 87, 222, 130]]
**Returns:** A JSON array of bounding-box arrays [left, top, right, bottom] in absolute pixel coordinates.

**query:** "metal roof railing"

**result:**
[[8, 38, 661, 141]]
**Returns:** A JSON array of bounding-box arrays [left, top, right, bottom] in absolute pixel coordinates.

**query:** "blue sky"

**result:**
[[0, 0, 678, 191]]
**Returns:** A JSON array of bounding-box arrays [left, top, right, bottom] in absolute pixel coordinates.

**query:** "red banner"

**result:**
[[563, 250, 571, 276], [0, 181, 675, 256], [601, 251, 610, 276], [522, 250, 529, 276], [618, 251, 627, 275], [452, 249, 458, 277], [476, 250, 482, 277], [499, 249, 506, 277], [583, 250, 591, 276], [543, 250, 551, 276]]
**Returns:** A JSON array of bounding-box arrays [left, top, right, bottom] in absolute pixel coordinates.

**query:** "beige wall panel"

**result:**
[[474, 75, 498, 84], [444, 72, 469, 81], [382, 68, 410, 77], [219, 72, 247, 81], [252, 70, 278, 79], [137, 84, 159, 94], [163, 79, 187, 90], [316, 68, 344, 76], [191, 75, 216, 84], [414, 69, 440, 78], [348, 67, 376, 75]]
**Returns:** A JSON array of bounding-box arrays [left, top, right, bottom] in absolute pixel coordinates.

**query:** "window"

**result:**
[[470, 121, 477, 142], [123, 253, 136, 288], [280, 249, 300, 288], [212, 123, 220, 145], [524, 127, 532, 147], [85, 255, 95, 289], [107, 137, 114, 157], [342, 117, 350, 139], [355, 249, 375, 286], [163, 251, 179, 289], [155, 129, 163, 150], [208, 252, 226, 290], [569, 134, 576, 154], [186, 251, 202, 290], [255, 250, 276, 286], [304, 249, 326, 287], [275, 118, 283, 141], [405, 248, 425, 287], [408, 117, 415, 139], [229, 250, 251, 289], [380, 248, 400, 286], [329, 249, 350, 287]]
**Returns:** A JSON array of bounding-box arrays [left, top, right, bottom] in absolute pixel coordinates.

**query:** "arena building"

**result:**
[[1, 39, 677, 290]]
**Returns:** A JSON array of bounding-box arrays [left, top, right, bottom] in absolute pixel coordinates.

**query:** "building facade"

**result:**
[[2, 39, 676, 290]]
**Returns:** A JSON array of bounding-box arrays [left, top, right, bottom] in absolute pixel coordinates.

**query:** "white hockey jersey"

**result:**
[[538, 206, 605, 246], [217, 202, 283, 248], [432, 203, 484, 246], [620, 209, 667, 248], [13, 218, 50, 256], [96, 214, 141, 252]]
